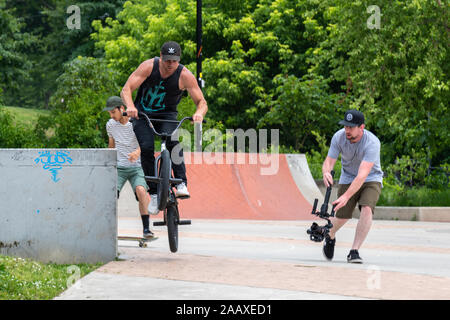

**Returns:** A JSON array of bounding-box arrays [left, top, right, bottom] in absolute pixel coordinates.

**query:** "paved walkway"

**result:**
[[56, 217, 450, 300]]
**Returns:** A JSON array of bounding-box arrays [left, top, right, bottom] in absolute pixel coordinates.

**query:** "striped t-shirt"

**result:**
[[106, 119, 141, 167]]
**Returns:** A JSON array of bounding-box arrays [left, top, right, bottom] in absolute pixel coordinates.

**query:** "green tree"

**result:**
[[92, 0, 329, 136], [310, 0, 449, 166], [90, 0, 449, 180], [1, 0, 125, 108], [259, 74, 340, 151], [35, 57, 120, 148], [0, 0, 35, 104]]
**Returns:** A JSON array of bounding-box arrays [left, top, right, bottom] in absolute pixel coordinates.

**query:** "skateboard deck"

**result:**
[[118, 236, 158, 248]]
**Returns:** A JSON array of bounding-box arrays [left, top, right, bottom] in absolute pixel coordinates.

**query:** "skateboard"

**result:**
[[117, 236, 158, 248]]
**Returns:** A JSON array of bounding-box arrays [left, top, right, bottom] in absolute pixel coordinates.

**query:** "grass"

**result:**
[[0, 254, 102, 300], [378, 186, 450, 207], [1, 105, 55, 138], [1, 106, 50, 126]]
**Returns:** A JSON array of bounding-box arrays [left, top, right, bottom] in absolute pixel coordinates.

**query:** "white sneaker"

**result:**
[[147, 194, 159, 215], [175, 182, 190, 197]]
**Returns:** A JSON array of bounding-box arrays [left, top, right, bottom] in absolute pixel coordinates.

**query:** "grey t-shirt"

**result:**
[[328, 128, 383, 185]]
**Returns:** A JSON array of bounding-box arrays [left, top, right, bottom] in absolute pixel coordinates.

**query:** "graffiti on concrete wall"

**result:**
[[34, 151, 73, 182]]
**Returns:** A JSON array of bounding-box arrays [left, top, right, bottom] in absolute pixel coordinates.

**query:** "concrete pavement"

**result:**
[[57, 216, 450, 300]]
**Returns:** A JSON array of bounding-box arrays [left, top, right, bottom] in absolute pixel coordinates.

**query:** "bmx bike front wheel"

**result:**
[[166, 205, 179, 253], [157, 149, 170, 211]]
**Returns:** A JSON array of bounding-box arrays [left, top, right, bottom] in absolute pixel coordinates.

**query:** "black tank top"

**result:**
[[134, 57, 184, 115]]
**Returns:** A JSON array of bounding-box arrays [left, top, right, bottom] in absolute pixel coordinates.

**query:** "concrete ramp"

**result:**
[[120, 153, 322, 220], [285, 154, 324, 206]]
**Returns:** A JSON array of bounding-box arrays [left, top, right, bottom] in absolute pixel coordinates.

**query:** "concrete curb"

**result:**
[[364, 206, 450, 222]]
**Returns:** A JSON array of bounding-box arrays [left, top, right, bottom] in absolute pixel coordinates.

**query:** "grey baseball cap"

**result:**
[[103, 96, 124, 111]]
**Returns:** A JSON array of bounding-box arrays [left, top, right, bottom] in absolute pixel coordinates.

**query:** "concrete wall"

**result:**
[[0, 149, 117, 264]]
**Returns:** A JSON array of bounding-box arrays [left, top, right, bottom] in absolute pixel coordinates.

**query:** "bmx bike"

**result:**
[[124, 111, 205, 253]]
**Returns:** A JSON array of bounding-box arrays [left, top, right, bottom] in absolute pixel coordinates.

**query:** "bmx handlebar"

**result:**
[[123, 111, 206, 137]]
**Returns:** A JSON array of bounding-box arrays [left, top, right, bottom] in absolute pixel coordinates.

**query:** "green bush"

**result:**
[[425, 164, 450, 190], [305, 130, 341, 180], [376, 161, 449, 206], [378, 185, 450, 207], [36, 89, 110, 148], [0, 107, 41, 148]]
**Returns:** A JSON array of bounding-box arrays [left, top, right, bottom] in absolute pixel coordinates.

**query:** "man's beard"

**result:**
[[346, 134, 358, 143]]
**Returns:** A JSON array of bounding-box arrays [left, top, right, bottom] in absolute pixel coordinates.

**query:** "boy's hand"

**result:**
[[128, 150, 140, 162]]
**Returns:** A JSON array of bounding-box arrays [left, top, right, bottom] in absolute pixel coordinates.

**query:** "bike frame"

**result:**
[[136, 112, 192, 205]]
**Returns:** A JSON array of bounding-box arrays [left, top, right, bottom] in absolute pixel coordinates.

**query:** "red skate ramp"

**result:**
[[174, 153, 314, 220]]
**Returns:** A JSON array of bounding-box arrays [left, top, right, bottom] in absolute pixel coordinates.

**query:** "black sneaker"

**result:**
[[143, 229, 154, 239], [347, 249, 363, 263], [323, 234, 336, 261]]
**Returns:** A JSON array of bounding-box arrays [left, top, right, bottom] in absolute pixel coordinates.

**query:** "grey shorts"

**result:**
[[336, 181, 382, 219]]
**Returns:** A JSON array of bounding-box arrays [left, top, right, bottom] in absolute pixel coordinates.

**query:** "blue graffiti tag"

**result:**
[[34, 151, 73, 182]]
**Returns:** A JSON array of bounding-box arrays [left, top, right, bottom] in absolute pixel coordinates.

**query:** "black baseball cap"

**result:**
[[103, 96, 124, 111], [338, 109, 365, 127], [161, 41, 181, 61]]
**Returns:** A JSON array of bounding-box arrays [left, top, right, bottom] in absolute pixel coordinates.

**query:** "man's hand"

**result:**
[[323, 171, 334, 188], [192, 112, 204, 123], [126, 105, 139, 119], [322, 156, 337, 187], [332, 194, 350, 212]]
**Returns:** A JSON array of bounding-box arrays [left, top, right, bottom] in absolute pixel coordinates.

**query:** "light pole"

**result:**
[[196, 0, 204, 89]]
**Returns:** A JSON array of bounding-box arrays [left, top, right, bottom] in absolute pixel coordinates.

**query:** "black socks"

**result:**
[[141, 214, 149, 230]]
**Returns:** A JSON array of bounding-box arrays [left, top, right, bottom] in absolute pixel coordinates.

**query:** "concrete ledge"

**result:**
[[354, 207, 450, 222], [354, 207, 418, 221], [419, 207, 450, 222], [0, 148, 117, 264]]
